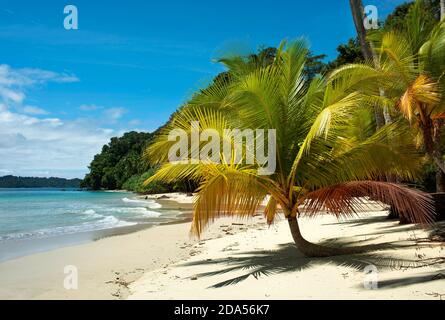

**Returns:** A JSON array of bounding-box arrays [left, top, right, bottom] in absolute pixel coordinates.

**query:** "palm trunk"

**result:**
[[349, 0, 373, 61], [423, 118, 445, 190], [287, 217, 375, 257], [436, 170, 445, 193], [350, 0, 385, 128], [441, 0, 445, 21]]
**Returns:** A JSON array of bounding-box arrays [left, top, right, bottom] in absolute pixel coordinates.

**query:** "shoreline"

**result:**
[[0, 192, 194, 264], [1, 193, 444, 300], [0, 198, 260, 299], [0, 221, 195, 299]]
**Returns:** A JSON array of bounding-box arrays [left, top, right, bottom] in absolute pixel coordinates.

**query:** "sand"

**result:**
[[0, 193, 444, 300], [0, 223, 194, 299], [129, 211, 445, 300]]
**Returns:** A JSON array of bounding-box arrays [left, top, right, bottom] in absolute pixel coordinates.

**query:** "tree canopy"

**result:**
[[81, 131, 154, 190]]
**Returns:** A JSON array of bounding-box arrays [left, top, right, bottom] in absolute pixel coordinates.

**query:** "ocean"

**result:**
[[0, 188, 182, 262]]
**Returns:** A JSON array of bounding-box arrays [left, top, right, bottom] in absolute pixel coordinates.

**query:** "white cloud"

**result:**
[[0, 65, 118, 179], [128, 119, 141, 126], [0, 64, 79, 86], [0, 87, 25, 103], [103, 107, 127, 121], [0, 107, 115, 178], [22, 105, 49, 115], [0, 64, 79, 104], [79, 104, 100, 111]]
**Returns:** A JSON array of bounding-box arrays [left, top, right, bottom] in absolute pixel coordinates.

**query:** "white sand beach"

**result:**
[[0, 193, 444, 300], [128, 212, 445, 300]]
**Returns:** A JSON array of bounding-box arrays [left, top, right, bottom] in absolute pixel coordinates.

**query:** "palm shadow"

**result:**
[[322, 215, 389, 227], [180, 241, 440, 288], [324, 215, 438, 238], [377, 270, 445, 289]]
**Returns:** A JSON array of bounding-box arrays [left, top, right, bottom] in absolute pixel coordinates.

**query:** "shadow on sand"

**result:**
[[179, 237, 445, 289]]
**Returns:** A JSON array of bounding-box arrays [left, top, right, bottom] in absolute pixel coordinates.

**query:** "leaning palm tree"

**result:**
[[144, 40, 434, 257]]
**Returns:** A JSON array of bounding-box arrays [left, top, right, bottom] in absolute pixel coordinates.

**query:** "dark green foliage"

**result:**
[[0, 175, 82, 188], [305, 52, 327, 79], [218, 46, 327, 80], [417, 162, 437, 193], [122, 168, 170, 194], [324, 1, 440, 75], [247, 46, 278, 68], [384, 2, 414, 31], [385, 0, 440, 32], [81, 0, 442, 194], [324, 38, 364, 74], [122, 168, 197, 194], [81, 131, 154, 190]]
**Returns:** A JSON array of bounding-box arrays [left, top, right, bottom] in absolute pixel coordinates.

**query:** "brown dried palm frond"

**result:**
[[191, 165, 269, 237], [300, 181, 435, 224], [398, 74, 441, 122]]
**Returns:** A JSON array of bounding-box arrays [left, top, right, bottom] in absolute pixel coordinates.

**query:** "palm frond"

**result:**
[[398, 74, 441, 121], [264, 196, 278, 225], [191, 166, 268, 236], [300, 181, 435, 224], [295, 121, 423, 190]]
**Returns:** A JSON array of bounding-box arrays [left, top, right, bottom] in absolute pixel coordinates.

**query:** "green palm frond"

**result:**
[[144, 37, 435, 235], [296, 121, 423, 190]]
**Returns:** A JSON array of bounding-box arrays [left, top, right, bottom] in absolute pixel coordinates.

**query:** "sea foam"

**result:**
[[122, 197, 162, 209]]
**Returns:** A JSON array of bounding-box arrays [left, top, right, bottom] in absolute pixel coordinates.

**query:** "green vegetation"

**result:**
[[81, 130, 196, 193], [0, 175, 82, 188], [139, 0, 444, 257], [337, 0, 445, 191], [78, 0, 445, 256], [81, 131, 154, 190], [122, 168, 170, 194], [145, 38, 435, 257]]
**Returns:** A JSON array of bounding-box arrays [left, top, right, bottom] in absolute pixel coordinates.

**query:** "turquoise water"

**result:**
[[0, 188, 172, 244]]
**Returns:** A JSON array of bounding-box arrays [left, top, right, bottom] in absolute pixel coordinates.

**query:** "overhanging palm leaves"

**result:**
[[144, 39, 435, 257], [329, 0, 445, 178]]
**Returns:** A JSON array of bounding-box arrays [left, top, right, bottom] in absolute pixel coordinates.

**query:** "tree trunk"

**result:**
[[350, 0, 385, 128], [373, 104, 386, 129], [421, 118, 445, 176], [437, 170, 445, 193], [287, 218, 376, 257], [433, 118, 445, 192], [441, 0, 445, 21], [349, 0, 373, 61]]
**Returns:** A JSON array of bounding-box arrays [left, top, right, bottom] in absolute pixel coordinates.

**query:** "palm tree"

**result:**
[[144, 40, 434, 257], [331, 0, 445, 190]]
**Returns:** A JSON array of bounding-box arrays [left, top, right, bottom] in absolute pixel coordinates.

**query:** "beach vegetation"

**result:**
[[144, 39, 436, 257]]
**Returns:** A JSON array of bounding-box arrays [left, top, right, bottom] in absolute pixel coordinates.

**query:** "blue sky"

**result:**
[[0, 0, 406, 178]]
